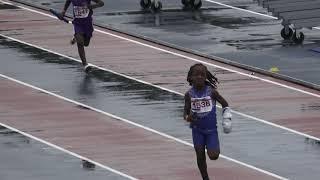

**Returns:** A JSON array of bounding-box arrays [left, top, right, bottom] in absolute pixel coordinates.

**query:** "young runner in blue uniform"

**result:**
[[184, 63, 232, 180], [61, 0, 104, 71]]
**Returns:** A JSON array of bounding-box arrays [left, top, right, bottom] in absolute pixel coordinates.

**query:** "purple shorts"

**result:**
[[73, 21, 93, 38], [192, 128, 220, 150]]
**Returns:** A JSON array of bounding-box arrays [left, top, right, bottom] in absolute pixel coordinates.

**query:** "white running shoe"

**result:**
[[84, 64, 91, 72]]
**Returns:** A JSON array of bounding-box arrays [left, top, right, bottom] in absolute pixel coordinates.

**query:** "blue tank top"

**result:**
[[71, 0, 93, 25], [188, 85, 217, 131]]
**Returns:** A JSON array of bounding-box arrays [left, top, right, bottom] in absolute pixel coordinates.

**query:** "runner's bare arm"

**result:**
[[213, 89, 232, 133], [212, 90, 228, 108], [184, 93, 192, 122], [61, 0, 71, 16]]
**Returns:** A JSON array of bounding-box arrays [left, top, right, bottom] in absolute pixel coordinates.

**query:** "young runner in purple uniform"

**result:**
[[184, 63, 232, 180], [61, 0, 104, 71]]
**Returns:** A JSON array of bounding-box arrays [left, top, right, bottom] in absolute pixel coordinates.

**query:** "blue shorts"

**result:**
[[73, 21, 93, 38], [192, 128, 220, 150]]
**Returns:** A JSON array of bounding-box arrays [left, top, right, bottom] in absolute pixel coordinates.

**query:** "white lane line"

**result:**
[[95, 26, 320, 99], [1, 0, 12, 4], [4, 0, 319, 98], [1, 0, 72, 23], [0, 73, 288, 180], [205, 0, 277, 19], [0, 123, 138, 180], [205, 0, 320, 30], [2, 0, 320, 97], [7, 0, 320, 31], [0, 33, 180, 96], [1, 33, 319, 142]]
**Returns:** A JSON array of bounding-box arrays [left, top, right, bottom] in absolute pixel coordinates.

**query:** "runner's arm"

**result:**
[[184, 93, 192, 122], [89, 0, 105, 9], [212, 90, 228, 108], [61, 0, 71, 16]]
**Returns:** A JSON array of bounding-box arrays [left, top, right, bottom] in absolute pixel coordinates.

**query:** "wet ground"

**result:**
[[11, 0, 320, 88], [1, 34, 320, 179], [0, 126, 127, 180], [1, 0, 320, 179]]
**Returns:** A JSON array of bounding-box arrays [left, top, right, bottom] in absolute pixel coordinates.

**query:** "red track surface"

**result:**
[[1, 2, 320, 179], [0, 76, 276, 180]]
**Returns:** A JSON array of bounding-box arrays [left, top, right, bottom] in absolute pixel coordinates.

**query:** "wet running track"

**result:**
[[14, 0, 320, 89], [0, 0, 320, 180]]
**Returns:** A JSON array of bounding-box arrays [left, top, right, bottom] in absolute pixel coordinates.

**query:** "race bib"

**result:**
[[73, 6, 89, 18], [191, 96, 213, 114]]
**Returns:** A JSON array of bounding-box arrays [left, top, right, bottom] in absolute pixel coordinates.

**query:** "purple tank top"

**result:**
[[188, 85, 217, 130], [71, 0, 93, 25]]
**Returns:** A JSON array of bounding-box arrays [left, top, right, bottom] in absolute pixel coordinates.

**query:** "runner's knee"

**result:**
[[84, 39, 90, 47], [207, 150, 220, 160], [77, 39, 84, 46], [75, 34, 85, 46]]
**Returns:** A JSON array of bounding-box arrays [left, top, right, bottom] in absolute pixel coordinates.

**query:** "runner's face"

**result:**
[[192, 66, 206, 88]]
